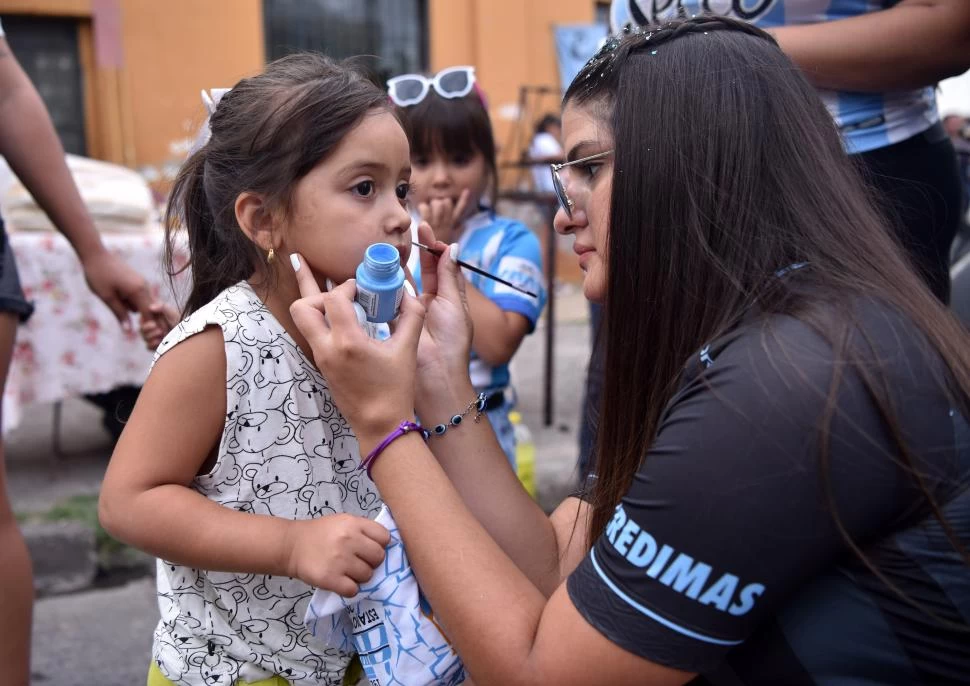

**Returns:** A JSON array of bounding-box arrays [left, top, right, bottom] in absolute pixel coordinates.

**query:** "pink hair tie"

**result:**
[[473, 82, 489, 110]]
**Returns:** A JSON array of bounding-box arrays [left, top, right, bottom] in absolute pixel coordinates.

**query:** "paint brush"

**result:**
[[411, 242, 538, 298]]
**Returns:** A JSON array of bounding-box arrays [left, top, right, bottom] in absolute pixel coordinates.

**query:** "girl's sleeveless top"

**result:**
[[150, 281, 382, 686]]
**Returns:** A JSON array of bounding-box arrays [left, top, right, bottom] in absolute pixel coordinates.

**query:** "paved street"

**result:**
[[32, 578, 157, 686]]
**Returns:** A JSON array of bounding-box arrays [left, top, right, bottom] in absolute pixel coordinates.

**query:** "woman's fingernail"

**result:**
[[404, 281, 416, 297], [290, 254, 301, 272], [449, 243, 459, 262]]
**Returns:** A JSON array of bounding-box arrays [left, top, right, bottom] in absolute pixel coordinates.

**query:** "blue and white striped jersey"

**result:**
[[609, 0, 939, 154]]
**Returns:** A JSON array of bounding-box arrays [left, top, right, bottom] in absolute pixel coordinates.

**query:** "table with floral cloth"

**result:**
[[4, 229, 187, 435]]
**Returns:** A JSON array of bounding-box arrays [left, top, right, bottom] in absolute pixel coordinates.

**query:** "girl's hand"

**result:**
[[285, 514, 390, 597], [139, 302, 179, 350], [289, 254, 426, 450], [418, 188, 470, 244]]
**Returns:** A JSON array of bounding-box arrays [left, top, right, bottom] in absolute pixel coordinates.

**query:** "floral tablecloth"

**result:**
[[4, 229, 187, 435]]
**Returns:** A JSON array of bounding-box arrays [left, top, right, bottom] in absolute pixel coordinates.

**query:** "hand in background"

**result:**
[[139, 302, 180, 350], [80, 249, 153, 334]]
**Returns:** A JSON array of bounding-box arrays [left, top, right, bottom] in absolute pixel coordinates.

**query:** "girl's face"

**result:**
[[283, 110, 413, 285], [553, 103, 614, 303], [409, 146, 490, 223]]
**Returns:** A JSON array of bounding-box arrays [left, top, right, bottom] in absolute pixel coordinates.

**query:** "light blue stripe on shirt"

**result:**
[[589, 547, 744, 647]]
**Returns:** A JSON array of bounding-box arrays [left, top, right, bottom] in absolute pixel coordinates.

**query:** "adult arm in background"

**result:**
[[769, 0, 970, 92], [0, 36, 152, 328]]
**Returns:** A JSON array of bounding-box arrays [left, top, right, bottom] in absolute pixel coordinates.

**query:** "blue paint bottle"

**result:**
[[355, 243, 405, 324]]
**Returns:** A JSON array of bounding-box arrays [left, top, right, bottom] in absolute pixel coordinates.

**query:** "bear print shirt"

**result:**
[[150, 282, 382, 686]]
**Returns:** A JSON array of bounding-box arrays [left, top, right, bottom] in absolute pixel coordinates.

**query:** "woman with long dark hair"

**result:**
[[291, 17, 969, 684]]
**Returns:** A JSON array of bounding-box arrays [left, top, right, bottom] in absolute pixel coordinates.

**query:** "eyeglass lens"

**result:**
[[552, 169, 572, 218]]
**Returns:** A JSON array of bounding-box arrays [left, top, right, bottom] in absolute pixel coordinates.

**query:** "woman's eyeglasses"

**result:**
[[387, 66, 476, 108], [550, 150, 614, 218]]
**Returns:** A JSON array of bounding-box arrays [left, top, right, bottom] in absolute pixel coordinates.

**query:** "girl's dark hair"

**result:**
[[397, 89, 498, 205], [536, 114, 561, 135], [567, 17, 970, 597], [165, 53, 395, 315]]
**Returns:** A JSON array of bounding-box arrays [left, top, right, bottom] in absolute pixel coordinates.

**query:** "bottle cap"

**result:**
[[363, 243, 402, 278]]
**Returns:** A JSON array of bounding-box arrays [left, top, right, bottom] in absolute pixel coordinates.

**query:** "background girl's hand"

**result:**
[[285, 514, 389, 597], [417, 188, 470, 244], [289, 254, 426, 449]]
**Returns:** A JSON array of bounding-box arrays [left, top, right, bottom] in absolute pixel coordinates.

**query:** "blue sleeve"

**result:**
[[481, 221, 546, 331]]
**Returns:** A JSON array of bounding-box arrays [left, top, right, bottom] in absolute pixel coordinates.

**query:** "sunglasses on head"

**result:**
[[387, 66, 477, 108]]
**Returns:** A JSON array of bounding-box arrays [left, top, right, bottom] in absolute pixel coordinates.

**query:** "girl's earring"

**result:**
[[267, 248, 276, 264]]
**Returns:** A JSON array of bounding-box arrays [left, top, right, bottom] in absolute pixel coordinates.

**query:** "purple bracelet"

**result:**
[[359, 420, 426, 477]]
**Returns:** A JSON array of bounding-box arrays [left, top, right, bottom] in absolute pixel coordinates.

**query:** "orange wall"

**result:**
[[429, 0, 595, 179], [0, 0, 264, 169], [121, 0, 264, 167]]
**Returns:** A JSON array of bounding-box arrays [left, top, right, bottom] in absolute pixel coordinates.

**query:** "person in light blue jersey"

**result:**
[[390, 67, 548, 467], [610, 0, 970, 303], [575, 0, 970, 483]]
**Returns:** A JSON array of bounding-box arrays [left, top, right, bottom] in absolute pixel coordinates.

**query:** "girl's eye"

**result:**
[[413, 157, 428, 167], [452, 155, 471, 166], [353, 180, 375, 197], [396, 182, 412, 200]]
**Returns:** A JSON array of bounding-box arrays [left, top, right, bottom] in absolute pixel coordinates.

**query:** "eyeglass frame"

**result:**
[[387, 66, 477, 108], [549, 150, 614, 218]]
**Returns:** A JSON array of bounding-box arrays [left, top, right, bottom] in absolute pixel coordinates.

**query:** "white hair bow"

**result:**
[[200, 88, 231, 115], [189, 88, 231, 155]]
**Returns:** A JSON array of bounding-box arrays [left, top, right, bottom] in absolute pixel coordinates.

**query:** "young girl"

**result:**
[[390, 66, 547, 466], [99, 53, 415, 686]]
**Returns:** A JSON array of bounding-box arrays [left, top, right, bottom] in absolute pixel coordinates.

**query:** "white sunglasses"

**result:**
[[387, 66, 477, 108]]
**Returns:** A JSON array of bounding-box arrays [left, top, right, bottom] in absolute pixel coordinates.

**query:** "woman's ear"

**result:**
[[235, 192, 278, 252]]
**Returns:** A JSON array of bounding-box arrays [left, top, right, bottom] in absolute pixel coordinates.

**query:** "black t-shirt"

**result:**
[[568, 300, 970, 684]]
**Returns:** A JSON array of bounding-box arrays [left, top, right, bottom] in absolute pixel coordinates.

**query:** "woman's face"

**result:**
[[553, 103, 613, 303]]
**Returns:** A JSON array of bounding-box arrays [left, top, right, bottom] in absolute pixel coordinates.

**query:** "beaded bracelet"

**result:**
[[427, 392, 488, 438]]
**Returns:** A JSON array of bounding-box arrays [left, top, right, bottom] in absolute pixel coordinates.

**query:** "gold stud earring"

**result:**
[[267, 248, 275, 264]]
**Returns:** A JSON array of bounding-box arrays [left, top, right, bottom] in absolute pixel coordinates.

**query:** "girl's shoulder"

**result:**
[[153, 281, 266, 363]]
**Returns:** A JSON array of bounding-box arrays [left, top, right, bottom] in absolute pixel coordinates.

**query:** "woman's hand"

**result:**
[[289, 255, 426, 451], [411, 222, 475, 417]]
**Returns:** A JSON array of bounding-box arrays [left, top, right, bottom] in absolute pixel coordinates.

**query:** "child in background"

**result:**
[[98, 54, 417, 686], [389, 66, 547, 466]]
